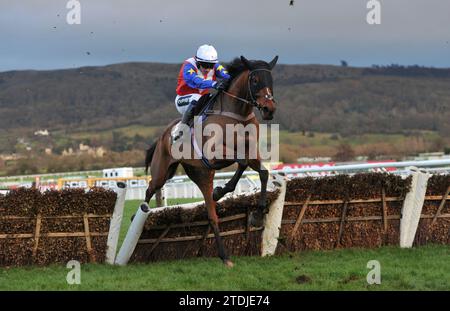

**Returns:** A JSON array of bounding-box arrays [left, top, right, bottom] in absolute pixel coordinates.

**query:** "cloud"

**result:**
[[0, 0, 449, 71]]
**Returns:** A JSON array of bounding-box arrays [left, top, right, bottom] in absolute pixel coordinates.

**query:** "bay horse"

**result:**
[[144, 55, 278, 267]]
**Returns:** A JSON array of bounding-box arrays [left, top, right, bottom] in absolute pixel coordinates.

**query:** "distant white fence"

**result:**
[[1, 159, 449, 200], [124, 178, 260, 201], [125, 159, 450, 201]]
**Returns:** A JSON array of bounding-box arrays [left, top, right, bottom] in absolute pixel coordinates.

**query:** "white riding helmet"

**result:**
[[195, 44, 218, 63]]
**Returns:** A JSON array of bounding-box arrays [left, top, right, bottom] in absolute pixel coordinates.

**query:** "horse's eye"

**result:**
[[252, 77, 258, 86]]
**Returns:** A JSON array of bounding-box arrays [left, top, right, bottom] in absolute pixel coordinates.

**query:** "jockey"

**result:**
[[172, 44, 230, 142]]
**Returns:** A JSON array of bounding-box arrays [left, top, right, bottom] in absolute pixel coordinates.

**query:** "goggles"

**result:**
[[197, 61, 215, 69]]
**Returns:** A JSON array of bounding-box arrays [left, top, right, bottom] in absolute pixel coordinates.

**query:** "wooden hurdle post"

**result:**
[[105, 182, 127, 264], [400, 167, 431, 248], [115, 202, 151, 265], [261, 173, 287, 257]]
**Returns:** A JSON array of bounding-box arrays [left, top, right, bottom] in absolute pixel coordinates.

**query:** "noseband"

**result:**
[[222, 68, 275, 110]]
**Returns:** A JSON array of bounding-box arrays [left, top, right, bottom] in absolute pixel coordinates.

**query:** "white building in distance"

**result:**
[[103, 167, 134, 178], [34, 129, 49, 136]]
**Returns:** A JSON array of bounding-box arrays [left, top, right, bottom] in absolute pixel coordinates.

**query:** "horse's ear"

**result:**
[[269, 55, 278, 70], [240, 56, 252, 70]]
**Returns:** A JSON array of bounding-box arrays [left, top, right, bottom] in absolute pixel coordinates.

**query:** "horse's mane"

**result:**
[[225, 57, 271, 84], [226, 58, 247, 80]]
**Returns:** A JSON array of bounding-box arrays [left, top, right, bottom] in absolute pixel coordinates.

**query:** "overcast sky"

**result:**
[[0, 0, 449, 71]]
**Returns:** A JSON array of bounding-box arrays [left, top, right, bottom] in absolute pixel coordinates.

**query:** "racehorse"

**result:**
[[144, 55, 278, 267]]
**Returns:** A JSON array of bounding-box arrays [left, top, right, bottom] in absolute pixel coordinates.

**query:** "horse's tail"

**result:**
[[145, 141, 157, 175]]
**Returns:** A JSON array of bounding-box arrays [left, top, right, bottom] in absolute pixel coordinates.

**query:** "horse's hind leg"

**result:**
[[145, 160, 178, 203], [182, 163, 233, 267]]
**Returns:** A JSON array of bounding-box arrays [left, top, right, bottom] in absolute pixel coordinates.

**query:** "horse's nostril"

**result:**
[[263, 107, 269, 113]]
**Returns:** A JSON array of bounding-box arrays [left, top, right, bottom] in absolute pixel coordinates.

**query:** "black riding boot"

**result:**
[[172, 100, 197, 142], [181, 100, 197, 126]]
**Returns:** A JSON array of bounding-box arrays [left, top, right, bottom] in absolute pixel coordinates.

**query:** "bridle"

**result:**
[[222, 68, 275, 110]]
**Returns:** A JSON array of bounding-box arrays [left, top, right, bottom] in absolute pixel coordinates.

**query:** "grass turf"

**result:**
[[0, 245, 448, 290]]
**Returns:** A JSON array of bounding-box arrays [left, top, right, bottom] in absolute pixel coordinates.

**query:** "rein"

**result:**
[[222, 68, 275, 110], [222, 90, 252, 105]]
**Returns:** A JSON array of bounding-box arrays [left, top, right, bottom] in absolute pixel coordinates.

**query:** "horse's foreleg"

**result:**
[[183, 164, 233, 267], [213, 162, 247, 201], [248, 160, 269, 227], [206, 195, 233, 267]]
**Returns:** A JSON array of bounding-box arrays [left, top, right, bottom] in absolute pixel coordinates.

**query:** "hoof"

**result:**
[[249, 210, 264, 227], [272, 181, 282, 188], [213, 186, 224, 202], [131, 214, 135, 222], [223, 259, 234, 268]]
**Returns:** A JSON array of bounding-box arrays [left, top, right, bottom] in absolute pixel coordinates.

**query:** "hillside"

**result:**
[[1, 62, 450, 139]]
